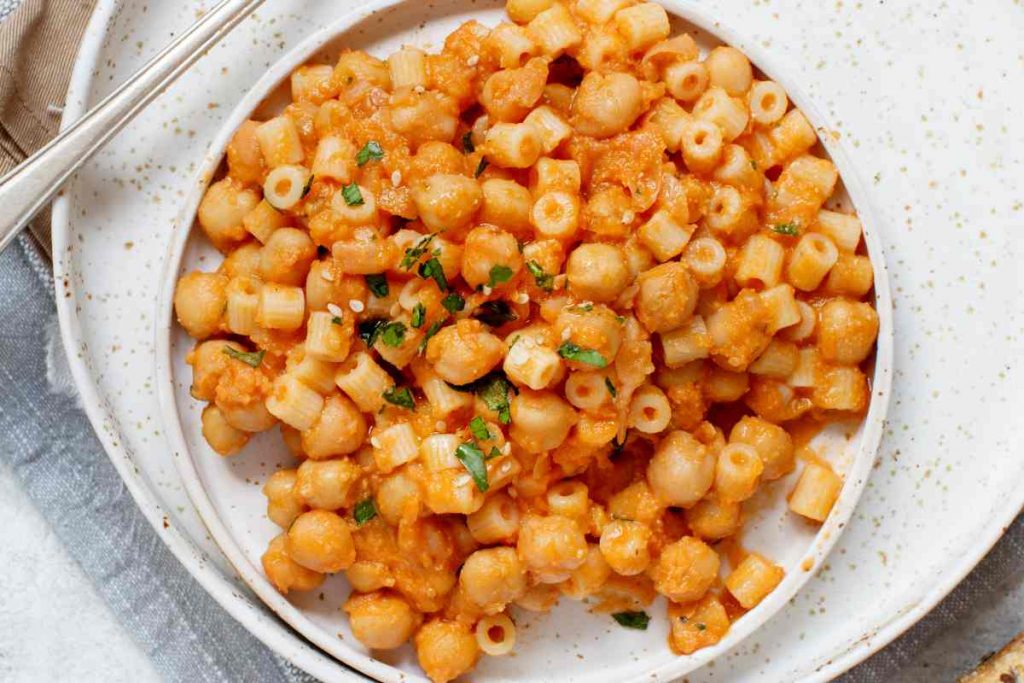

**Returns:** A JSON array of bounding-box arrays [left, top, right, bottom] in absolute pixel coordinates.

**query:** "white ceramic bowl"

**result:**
[[155, 0, 893, 680]]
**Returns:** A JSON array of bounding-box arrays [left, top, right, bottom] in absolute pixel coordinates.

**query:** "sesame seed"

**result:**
[[466, 54, 480, 67], [327, 303, 344, 318], [414, 85, 425, 94], [455, 474, 472, 487], [500, 461, 512, 473], [514, 292, 529, 304], [502, 442, 511, 455], [435, 420, 446, 432], [389, 303, 402, 317], [482, 286, 493, 296], [391, 170, 402, 187], [370, 436, 381, 448], [348, 299, 365, 313], [561, 328, 572, 341], [320, 268, 335, 282], [622, 211, 635, 224]]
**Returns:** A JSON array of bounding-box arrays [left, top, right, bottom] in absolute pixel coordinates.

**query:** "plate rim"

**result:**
[[49, 1, 1022, 682], [152, 0, 892, 680]]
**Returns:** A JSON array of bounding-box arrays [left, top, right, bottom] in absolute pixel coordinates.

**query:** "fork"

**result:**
[[0, 0, 266, 254]]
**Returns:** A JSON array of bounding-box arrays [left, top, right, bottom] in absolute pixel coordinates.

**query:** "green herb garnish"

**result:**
[[341, 183, 364, 206], [612, 611, 650, 630], [472, 300, 518, 327], [461, 131, 475, 154], [418, 257, 448, 292], [358, 318, 387, 347], [488, 265, 514, 288], [447, 372, 517, 424], [379, 321, 407, 348], [455, 442, 490, 492], [383, 386, 415, 410], [400, 234, 436, 270], [442, 293, 466, 313], [696, 623, 707, 631], [223, 347, 266, 368], [558, 341, 608, 368], [469, 416, 490, 441], [331, 316, 343, 325], [570, 303, 594, 313], [411, 303, 426, 329], [526, 260, 554, 292], [354, 498, 378, 525], [772, 222, 800, 236], [365, 274, 389, 298], [487, 446, 502, 460], [474, 157, 489, 178], [356, 140, 384, 166], [605, 377, 617, 398]]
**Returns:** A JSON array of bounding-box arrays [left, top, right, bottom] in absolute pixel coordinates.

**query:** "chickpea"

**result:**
[[263, 468, 307, 529], [553, 304, 624, 367], [425, 319, 506, 385], [411, 141, 465, 180], [598, 519, 652, 576], [197, 178, 260, 251], [729, 415, 795, 480], [286, 509, 356, 573], [174, 271, 227, 340], [646, 430, 715, 507], [295, 458, 361, 510], [376, 469, 423, 525], [226, 120, 266, 185], [685, 496, 742, 540], [412, 174, 483, 233], [214, 362, 277, 433], [259, 227, 316, 286], [201, 405, 249, 456], [509, 389, 577, 454], [458, 547, 528, 614], [220, 242, 263, 279], [516, 513, 588, 583], [562, 544, 612, 600], [262, 533, 324, 594], [388, 89, 459, 147], [344, 591, 421, 650], [650, 536, 720, 603], [460, 225, 523, 290], [414, 620, 480, 683], [300, 395, 368, 460], [565, 243, 631, 303], [704, 46, 753, 96], [187, 339, 240, 400], [817, 299, 880, 365], [480, 57, 549, 123], [571, 72, 643, 138], [635, 262, 698, 334], [480, 179, 535, 237]]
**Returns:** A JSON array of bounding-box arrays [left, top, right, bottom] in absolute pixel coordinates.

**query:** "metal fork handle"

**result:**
[[0, 0, 266, 254]]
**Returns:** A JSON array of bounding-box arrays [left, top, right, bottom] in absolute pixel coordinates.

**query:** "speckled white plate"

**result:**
[[53, 1, 1024, 682], [151, 0, 891, 681]]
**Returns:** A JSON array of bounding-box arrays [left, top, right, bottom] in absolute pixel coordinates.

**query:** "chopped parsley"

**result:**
[[487, 446, 502, 460], [605, 377, 617, 398], [353, 498, 378, 525], [750, 159, 758, 170], [400, 234, 436, 270], [419, 321, 444, 353], [448, 372, 516, 424], [341, 183, 364, 206], [772, 222, 800, 236], [472, 300, 518, 327], [365, 274, 389, 298], [569, 303, 594, 313], [411, 303, 426, 328], [442, 293, 466, 313], [331, 316, 343, 325], [358, 318, 387, 347], [301, 175, 314, 198], [488, 265, 514, 288], [222, 347, 265, 368], [379, 321, 407, 348], [455, 442, 490, 492], [382, 386, 415, 410], [558, 341, 609, 368], [526, 260, 554, 292], [469, 415, 491, 441], [418, 257, 448, 292], [356, 140, 384, 166], [696, 623, 707, 631], [461, 131, 475, 153], [612, 611, 650, 630], [474, 157, 489, 178]]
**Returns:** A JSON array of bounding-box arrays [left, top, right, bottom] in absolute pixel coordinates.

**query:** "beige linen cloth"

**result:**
[[0, 0, 95, 257]]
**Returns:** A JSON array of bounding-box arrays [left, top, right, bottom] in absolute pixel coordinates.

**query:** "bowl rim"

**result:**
[[150, 0, 894, 681]]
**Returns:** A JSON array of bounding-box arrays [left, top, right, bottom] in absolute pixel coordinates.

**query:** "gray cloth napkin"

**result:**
[[0, 234, 314, 683]]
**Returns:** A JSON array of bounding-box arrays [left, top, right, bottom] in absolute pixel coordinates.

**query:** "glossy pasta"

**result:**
[[174, 2, 879, 680]]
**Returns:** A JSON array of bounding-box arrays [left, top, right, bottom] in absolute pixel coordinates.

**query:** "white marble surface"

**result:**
[[0, 462, 159, 683]]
